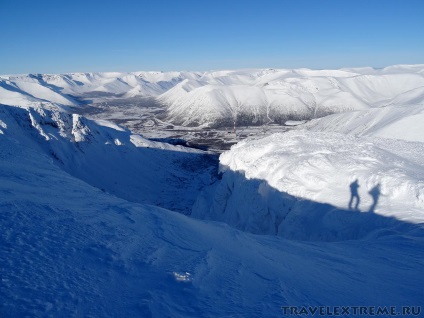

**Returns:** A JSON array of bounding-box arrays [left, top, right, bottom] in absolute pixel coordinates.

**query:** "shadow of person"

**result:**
[[348, 179, 360, 210], [368, 184, 381, 213]]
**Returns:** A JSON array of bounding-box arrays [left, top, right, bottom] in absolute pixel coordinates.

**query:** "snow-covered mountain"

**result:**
[[0, 71, 201, 109], [160, 65, 424, 127], [2, 65, 424, 128], [1, 65, 424, 316], [191, 65, 424, 236]]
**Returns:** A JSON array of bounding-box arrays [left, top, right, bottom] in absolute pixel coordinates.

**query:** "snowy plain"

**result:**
[[1, 65, 424, 317]]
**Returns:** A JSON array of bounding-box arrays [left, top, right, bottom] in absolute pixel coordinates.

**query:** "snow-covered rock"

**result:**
[[0, 104, 214, 213]]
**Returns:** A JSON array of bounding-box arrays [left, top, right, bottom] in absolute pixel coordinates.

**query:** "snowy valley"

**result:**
[[1, 65, 424, 317]]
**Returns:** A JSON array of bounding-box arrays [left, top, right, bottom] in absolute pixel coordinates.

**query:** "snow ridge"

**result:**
[[192, 131, 424, 239], [0, 104, 214, 214]]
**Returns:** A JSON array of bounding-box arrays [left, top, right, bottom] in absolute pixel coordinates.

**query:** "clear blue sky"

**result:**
[[1, 0, 423, 74]]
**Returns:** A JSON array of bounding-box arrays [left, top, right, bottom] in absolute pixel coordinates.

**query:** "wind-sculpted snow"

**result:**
[[2, 107, 424, 317], [0, 104, 215, 213], [192, 131, 424, 240]]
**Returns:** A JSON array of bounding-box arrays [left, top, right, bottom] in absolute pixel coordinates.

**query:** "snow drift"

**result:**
[[192, 131, 424, 241]]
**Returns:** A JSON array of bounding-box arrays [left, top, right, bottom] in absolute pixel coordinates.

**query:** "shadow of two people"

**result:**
[[349, 179, 381, 213]]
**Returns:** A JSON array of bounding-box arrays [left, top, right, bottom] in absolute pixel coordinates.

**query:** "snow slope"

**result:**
[[193, 131, 424, 240], [160, 65, 424, 127], [2, 107, 424, 317], [304, 105, 424, 142], [0, 104, 215, 214], [0, 79, 67, 110]]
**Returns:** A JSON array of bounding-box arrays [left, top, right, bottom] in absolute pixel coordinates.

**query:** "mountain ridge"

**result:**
[[2, 65, 423, 128]]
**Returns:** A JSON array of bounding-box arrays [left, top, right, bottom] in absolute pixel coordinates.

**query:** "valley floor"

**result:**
[[70, 96, 295, 152]]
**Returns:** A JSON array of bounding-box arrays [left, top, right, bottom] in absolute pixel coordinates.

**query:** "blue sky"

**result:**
[[1, 0, 423, 74]]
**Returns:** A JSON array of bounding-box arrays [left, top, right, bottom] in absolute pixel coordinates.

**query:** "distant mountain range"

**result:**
[[1, 64, 423, 127]]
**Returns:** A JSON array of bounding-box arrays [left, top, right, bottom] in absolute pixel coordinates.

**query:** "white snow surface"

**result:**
[[304, 105, 424, 142], [2, 129, 423, 317], [2, 66, 424, 316], [0, 104, 214, 214], [1, 105, 424, 317], [193, 130, 424, 240]]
